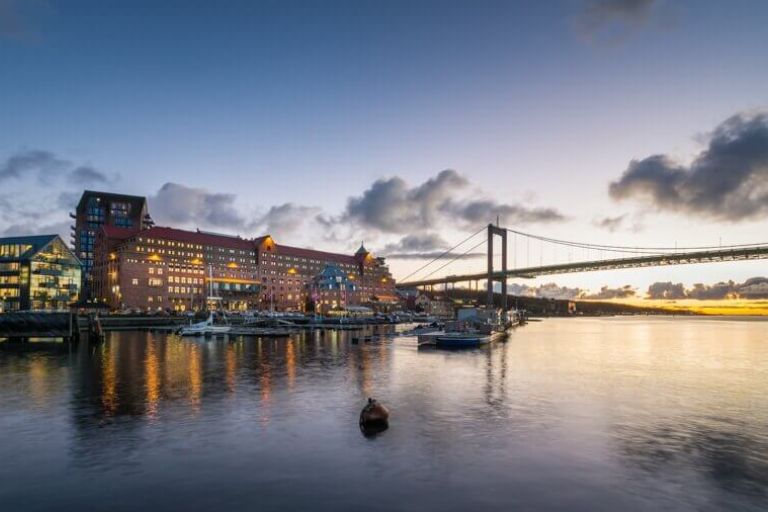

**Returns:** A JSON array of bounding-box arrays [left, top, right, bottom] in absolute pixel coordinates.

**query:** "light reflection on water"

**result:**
[[0, 317, 767, 511]]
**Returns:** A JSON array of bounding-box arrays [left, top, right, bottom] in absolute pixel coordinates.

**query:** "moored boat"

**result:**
[[178, 313, 231, 336]]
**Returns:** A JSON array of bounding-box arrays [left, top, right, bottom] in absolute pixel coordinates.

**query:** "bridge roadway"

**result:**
[[395, 244, 768, 289]]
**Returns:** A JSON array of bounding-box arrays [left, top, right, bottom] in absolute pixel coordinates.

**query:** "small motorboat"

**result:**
[[435, 331, 490, 348], [178, 313, 231, 336]]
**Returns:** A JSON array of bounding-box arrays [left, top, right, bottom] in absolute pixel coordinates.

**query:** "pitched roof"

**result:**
[[276, 244, 357, 264], [136, 226, 255, 250], [0, 234, 58, 249], [0, 234, 79, 262]]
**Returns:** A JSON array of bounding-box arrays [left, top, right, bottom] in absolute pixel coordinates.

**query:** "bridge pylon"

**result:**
[[487, 223, 507, 309]]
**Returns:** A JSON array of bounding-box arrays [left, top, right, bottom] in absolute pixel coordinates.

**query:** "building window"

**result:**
[[132, 278, 139, 285]]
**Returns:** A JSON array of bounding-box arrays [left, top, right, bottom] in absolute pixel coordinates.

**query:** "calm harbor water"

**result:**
[[1, 317, 767, 511]]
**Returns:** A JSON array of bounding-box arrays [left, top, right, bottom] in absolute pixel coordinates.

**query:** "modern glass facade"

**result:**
[[0, 235, 82, 312]]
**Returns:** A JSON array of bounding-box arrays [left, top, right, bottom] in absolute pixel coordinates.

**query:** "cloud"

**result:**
[[149, 182, 246, 230], [647, 281, 687, 300], [68, 166, 112, 186], [383, 233, 448, 253], [686, 281, 738, 301], [0, 149, 117, 189], [686, 277, 768, 300], [576, 0, 658, 43], [440, 199, 566, 227], [0, 149, 68, 183], [344, 170, 467, 233], [381, 233, 486, 260], [644, 279, 768, 300], [1, 219, 71, 241], [508, 282, 585, 300], [251, 203, 323, 239], [739, 277, 768, 299], [583, 285, 636, 299], [343, 169, 566, 234], [593, 214, 626, 232], [609, 111, 768, 221]]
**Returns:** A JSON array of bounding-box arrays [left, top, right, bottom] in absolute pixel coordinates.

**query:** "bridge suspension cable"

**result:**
[[504, 228, 768, 255], [417, 238, 487, 282], [397, 226, 486, 284]]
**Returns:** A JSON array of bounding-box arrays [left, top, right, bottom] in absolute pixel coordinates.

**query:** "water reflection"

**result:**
[[1, 319, 767, 511], [616, 417, 768, 498]]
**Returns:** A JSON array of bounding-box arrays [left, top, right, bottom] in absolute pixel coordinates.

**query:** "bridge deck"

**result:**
[[396, 245, 768, 288]]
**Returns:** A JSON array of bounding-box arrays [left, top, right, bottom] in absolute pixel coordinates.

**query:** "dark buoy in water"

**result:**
[[359, 398, 389, 436]]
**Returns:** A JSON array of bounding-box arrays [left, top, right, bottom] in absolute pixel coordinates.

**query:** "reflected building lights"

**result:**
[[101, 343, 118, 415], [225, 344, 236, 395], [188, 343, 202, 412], [145, 336, 160, 418], [286, 340, 296, 390]]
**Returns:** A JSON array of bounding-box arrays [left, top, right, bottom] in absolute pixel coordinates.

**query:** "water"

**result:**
[[1, 317, 767, 511]]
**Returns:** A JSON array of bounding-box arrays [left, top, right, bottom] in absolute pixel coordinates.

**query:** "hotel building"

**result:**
[[93, 225, 397, 312], [71, 191, 153, 299], [0, 235, 82, 312]]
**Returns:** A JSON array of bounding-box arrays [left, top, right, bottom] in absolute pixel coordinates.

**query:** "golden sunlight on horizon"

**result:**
[[585, 298, 768, 316]]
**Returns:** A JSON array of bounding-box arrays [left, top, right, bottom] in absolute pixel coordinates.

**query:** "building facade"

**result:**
[[414, 293, 456, 318], [0, 235, 82, 312], [94, 226, 260, 311], [93, 226, 396, 312], [71, 191, 153, 299], [256, 239, 397, 312]]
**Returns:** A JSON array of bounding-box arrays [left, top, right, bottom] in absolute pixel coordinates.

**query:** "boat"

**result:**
[[435, 331, 490, 348], [178, 313, 231, 336], [400, 322, 443, 337], [419, 307, 521, 348]]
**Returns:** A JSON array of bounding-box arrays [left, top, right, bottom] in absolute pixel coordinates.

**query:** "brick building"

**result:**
[[71, 191, 153, 299], [93, 225, 396, 312]]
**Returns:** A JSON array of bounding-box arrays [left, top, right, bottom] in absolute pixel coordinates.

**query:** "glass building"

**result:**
[[0, 235, 82, 312]]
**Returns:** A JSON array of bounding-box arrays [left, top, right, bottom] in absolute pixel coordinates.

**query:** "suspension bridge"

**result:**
[[394, 224, 768, 305]]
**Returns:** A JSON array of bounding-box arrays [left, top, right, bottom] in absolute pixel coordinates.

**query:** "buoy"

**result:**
[[359, 398, 389, 436]]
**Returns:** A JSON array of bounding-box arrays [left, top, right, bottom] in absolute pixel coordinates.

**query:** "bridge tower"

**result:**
[[487, 223, 507, 309]]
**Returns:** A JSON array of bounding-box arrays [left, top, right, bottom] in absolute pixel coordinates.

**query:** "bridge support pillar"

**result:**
[[487, 223, 508, 309]]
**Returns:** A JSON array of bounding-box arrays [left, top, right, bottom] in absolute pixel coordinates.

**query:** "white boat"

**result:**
[[178, 313, 231, 336]]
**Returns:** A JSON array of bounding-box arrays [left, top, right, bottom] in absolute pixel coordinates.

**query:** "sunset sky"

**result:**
[[1, 0, 767, 305]]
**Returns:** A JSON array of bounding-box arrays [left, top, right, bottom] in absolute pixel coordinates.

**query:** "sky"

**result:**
[[1, 0, 767, 303]]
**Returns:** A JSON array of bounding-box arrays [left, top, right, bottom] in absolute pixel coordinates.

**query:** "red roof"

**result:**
[[142, 226, 255, 250], [100, 225, 365, 263], [101, 225, 141, 240], [276, 244, 357, 265]]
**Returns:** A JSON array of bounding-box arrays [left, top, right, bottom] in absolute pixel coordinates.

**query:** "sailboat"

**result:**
[[178, 313, 231, 336]]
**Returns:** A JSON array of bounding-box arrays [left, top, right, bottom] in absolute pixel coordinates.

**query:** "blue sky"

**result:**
[[1, 0, 767, 298]]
